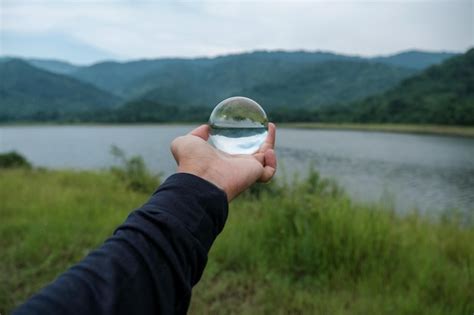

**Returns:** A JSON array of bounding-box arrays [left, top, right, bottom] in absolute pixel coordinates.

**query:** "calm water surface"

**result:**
[[1, 125, 473, 214]]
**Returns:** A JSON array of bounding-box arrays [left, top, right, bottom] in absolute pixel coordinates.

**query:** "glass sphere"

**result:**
[[209, 96, 268, 155]]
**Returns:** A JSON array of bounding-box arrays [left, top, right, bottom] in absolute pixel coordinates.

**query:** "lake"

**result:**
[[1, 125, 473, 214]]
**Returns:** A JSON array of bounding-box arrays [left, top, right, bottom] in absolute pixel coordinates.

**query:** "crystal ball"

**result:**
[[209, 96, 268, 155]]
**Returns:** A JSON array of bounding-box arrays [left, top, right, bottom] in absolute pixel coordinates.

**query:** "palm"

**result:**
[[171, 123, 276, 201]]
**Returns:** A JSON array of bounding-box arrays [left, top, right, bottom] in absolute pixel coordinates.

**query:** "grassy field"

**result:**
[[281, 123, 474, 138], [1, 168, 473, 314]]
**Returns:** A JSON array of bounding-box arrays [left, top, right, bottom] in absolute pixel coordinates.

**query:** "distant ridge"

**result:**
[[372, 50, 458, 70], [349, 48, 474, 125], [0, 49, 464, 123], [133, 58, 416, 109], [28, 58, 80, 75], [0, 59, 121, 121], [65, 50, 455, 99]]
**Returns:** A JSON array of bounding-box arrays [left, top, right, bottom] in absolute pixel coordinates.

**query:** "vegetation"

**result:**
[[348, 48, 474, 125], [135, 59, 415, 109], [68, 50, 453, 97], [84, 100, 211, 123], [370, 50, 457, 70], [0, 151, 32, 169], [27, 58, 80, 75], [0, 51, 424, 122], [0, 60, 121, 122], [109, 145, 160, 193], [1, 165, 472, 314], [268, 49, 474, 126], [1, 50, 471, 126]]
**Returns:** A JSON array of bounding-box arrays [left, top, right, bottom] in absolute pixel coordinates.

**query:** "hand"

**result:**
[[171, 123, 277, 201]]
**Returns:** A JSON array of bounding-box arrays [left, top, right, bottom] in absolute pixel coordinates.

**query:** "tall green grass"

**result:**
[[1, 168, 473, 314]]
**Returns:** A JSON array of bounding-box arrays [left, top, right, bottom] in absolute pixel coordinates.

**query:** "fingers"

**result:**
[[259, 149, 277, 182], [264, 149, 277, 169], [189, 124, 210, 141], [259, 122, 276, 153], [256, 123, 277, 182], [253, 152, 265, 164]]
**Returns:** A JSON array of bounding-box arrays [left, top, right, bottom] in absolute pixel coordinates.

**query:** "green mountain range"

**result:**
[[348, 48, 474, 125], [0, 60, 120, 121], [0, 49, 469, 124], [28, 59, 80, 75], [130, 58, 416, 109], [270, 49, 473, 125], [67, 50, 453, 107], [371, 51, 457, 70]]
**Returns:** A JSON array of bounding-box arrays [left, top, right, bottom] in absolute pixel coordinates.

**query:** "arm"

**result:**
[[14, 173, 227, 315], [14, 124, 276, 315]]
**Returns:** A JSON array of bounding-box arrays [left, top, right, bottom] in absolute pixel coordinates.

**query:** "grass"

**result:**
[[1, 168, 473, 314], [281, 123, 474, 138]]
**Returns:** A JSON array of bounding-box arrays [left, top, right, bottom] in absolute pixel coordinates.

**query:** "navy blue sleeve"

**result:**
[[13, 173, 229, 315]]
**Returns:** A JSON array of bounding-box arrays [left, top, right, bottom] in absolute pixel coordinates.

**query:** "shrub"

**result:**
[[109, 145, 161, 193], [0, 151, 31, 169]]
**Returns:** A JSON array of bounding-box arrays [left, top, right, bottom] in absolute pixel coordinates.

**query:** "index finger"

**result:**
[[258, 122, 276, 153]]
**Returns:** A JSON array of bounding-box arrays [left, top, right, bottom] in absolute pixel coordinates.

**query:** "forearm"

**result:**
[[13, 173, 228, 315]]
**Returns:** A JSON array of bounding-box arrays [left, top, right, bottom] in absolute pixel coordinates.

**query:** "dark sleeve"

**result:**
[[13, 173, 228, 315]]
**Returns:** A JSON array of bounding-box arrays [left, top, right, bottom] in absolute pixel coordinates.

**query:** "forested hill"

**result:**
[[68, 52, 419, 106], [134, 59, 416, 109], [66, 50, 454, 108], [28, 59, 80, 75], [68, 51, 361, 97], [0, 60, 120, 121], [371, 51, 457, 70], [0, 50, 466, 124], [66, 50, 456, 97], [347, 48, 474, 125]]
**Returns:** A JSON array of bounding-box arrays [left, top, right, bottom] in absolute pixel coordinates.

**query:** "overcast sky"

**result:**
[[0, 0, 472, 64]]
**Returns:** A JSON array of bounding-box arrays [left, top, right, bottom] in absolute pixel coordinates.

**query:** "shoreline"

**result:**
[[280, 123, 474, 138], [1, 122, 473, 138]]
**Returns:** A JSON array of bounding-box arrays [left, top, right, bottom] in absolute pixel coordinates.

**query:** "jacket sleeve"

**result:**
[[13, 173, 229, 315]]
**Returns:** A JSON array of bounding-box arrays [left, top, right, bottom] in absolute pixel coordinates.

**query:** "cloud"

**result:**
[[1, 0, 472, 63]]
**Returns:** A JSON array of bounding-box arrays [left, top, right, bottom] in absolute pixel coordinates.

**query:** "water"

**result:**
[[1, 125, 473, 214], [209, 127, 268, 155]]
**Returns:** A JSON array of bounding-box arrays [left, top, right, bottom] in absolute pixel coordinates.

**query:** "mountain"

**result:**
[[372, 50, 458, 70], [0, 50, 463, 123], [344, 49, 474, 125], [28, 59, 81, 74], [135, 58, 416, 109], [69, 50, 454, 101], [0, 60, 121, 121], [71, 58, 194, 97], [70, 51, 360, 97]]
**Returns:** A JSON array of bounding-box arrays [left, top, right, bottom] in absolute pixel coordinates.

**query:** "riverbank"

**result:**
[[281, 123, 474, 137], [2, 122, 474, 138], [1, 168, 472, 314]]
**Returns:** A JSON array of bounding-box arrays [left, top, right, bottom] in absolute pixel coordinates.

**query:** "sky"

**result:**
[[0, 0, 472, 64]]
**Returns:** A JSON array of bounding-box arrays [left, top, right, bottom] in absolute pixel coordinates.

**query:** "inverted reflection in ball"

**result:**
[[209, 96, 268, 155]]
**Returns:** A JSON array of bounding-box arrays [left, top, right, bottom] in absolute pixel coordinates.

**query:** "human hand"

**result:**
[[171, 123, 277, 201]]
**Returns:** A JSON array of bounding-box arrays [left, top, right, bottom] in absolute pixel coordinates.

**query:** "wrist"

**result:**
[[177, 164, 231, 200]]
